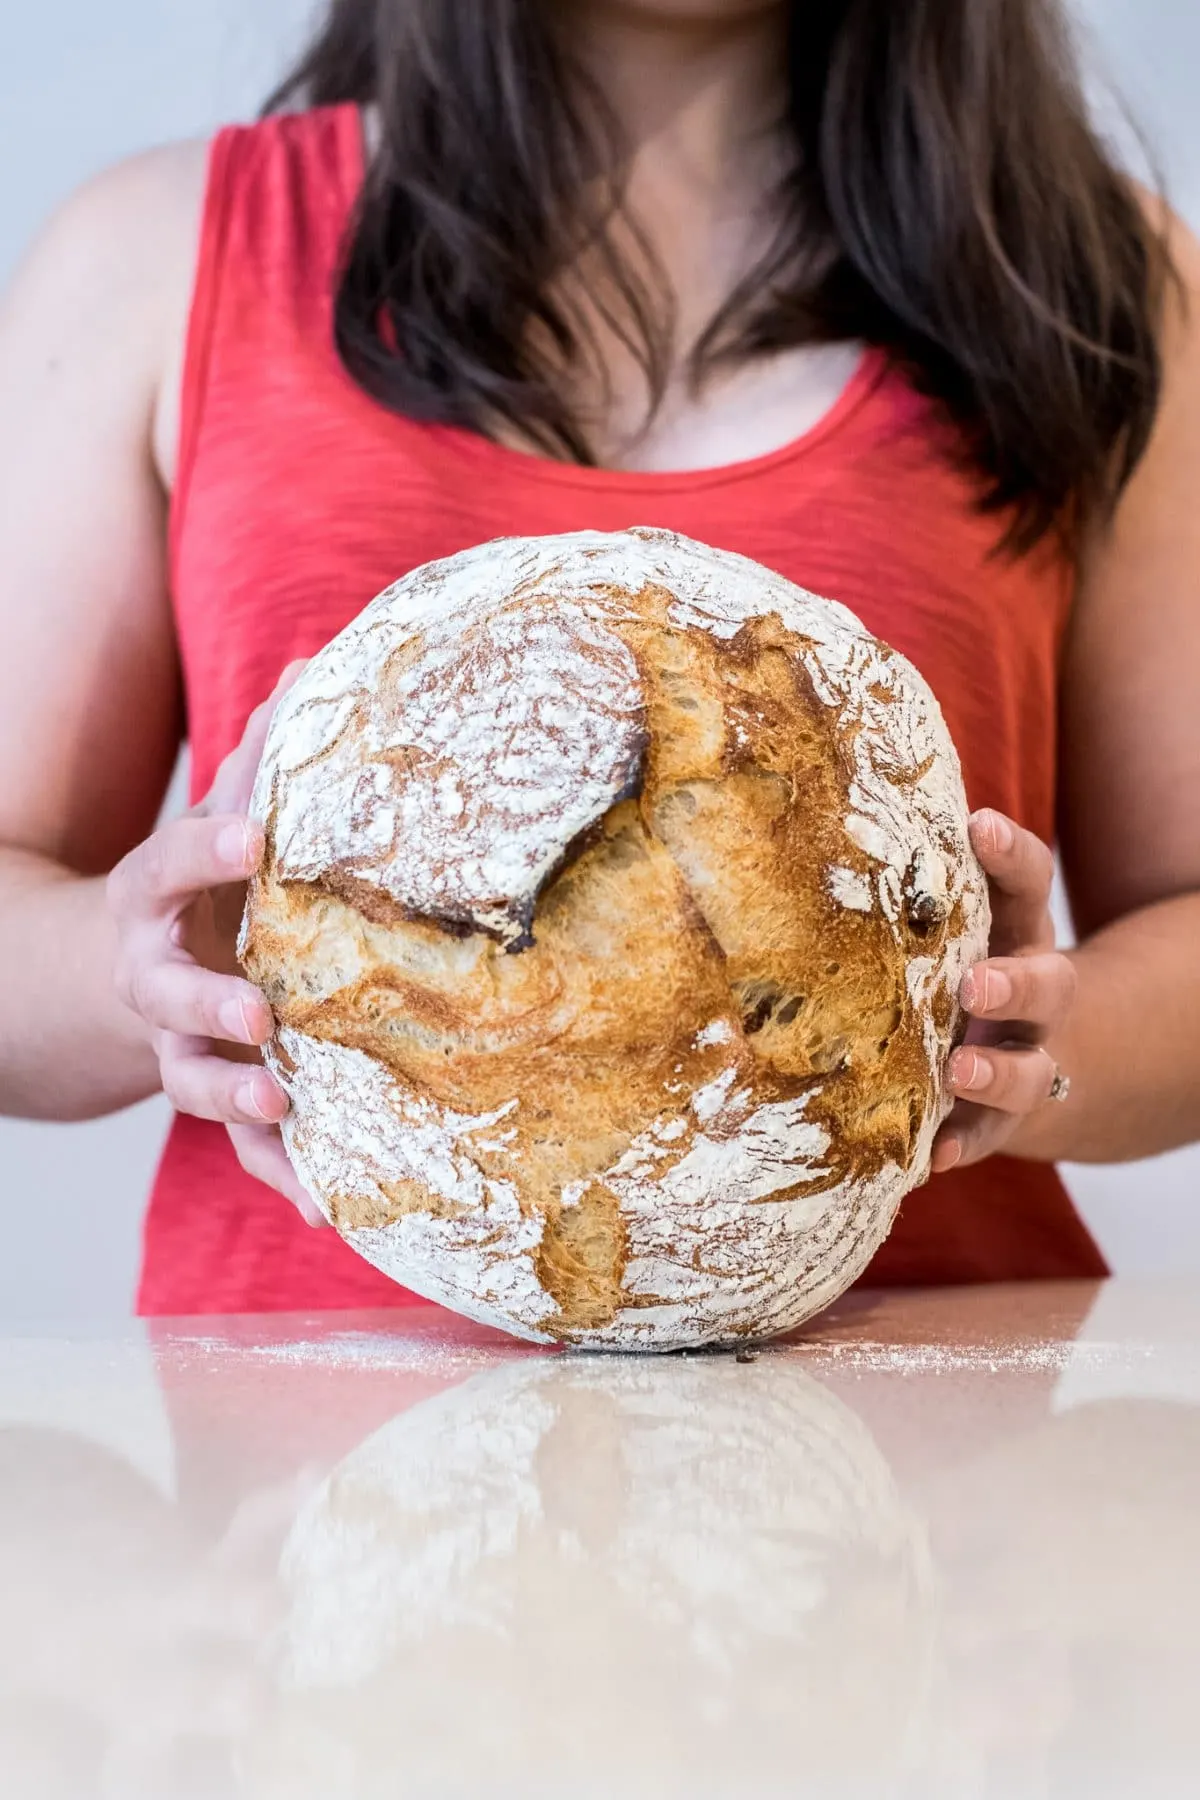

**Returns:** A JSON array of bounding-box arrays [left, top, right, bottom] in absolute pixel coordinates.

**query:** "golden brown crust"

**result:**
[[241, 529, 988, 1347]]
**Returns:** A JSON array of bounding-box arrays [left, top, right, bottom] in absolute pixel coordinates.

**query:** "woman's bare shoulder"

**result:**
[[0, 138, 222, 868], [9, 137, 210, 306], [1059, 194, 1200, 930], [3, 137, 212, 482]]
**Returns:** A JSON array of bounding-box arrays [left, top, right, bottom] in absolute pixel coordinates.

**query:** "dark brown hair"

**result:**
[[268, 0, 1172, 553]]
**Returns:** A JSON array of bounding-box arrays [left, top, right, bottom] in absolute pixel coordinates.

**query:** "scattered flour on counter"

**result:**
[[159, 1331, 543, 1377], [794, 1338, 1160, 1376]]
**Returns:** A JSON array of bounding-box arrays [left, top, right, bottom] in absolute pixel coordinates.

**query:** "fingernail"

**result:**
[[216, 822, 252, 872], [238, 1077, 278, 1122], [953, 1050, 994, 1093], [938, 1138, 963, 1171], [980, 967, 1012, 1012], [979, 809, 1014, 853], [219, 997, 254, 1044]]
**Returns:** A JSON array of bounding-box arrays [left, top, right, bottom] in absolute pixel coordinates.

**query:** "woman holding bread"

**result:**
[[1, 0, 1197, 1314]]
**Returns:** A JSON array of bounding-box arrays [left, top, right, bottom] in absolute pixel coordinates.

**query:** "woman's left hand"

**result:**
[[931, 810, 1077, 1173]]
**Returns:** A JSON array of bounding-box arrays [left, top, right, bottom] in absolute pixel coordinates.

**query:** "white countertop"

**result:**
[[0, 1278, 1197, 1798]]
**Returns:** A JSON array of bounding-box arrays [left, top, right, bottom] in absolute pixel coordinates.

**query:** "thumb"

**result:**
[[204, 660, 308, 818]]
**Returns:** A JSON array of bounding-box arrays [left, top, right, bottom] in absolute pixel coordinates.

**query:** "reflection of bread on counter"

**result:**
[[242, 527, 988, 1348], [244, 1357, 937, 1798]]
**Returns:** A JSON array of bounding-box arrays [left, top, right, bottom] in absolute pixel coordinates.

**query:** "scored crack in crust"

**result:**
[[240, 527, 990, 1349]]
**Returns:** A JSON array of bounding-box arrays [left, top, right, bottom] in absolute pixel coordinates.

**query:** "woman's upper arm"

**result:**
[[1059, 212, 1200, 937], [0, 140, 206, 877]]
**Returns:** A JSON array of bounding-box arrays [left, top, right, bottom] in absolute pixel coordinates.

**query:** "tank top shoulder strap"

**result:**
[[173, 105, 363, 563]]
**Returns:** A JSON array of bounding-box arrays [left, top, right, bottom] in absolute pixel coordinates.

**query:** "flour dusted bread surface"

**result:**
[[241, 528, 989, 1348]]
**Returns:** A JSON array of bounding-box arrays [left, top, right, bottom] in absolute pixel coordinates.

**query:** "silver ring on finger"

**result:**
[[1047, 1064, 1071, 1104]]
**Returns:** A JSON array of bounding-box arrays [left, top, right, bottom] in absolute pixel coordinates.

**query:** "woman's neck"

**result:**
[[561, 3, 793, 363], [565, 3, 790, 195]]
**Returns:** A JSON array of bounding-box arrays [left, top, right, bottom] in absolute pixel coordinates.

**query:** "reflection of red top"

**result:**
[[143, 104, 1106, 1316]]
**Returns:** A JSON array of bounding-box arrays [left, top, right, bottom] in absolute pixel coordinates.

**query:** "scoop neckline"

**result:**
[[337, 101, 889, 495]]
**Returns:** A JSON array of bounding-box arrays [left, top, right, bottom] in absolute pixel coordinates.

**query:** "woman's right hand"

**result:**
[[106, 662, 325, 1225]]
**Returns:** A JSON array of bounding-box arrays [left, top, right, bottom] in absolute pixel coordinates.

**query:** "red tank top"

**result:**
[[144, 104, 1106, 1315]]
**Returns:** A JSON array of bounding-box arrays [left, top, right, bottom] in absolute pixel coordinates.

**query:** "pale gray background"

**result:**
[[0, 1, 1195, 1322]]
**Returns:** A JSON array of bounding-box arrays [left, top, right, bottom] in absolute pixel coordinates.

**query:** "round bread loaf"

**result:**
[[240, 527, 989, 1348]]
